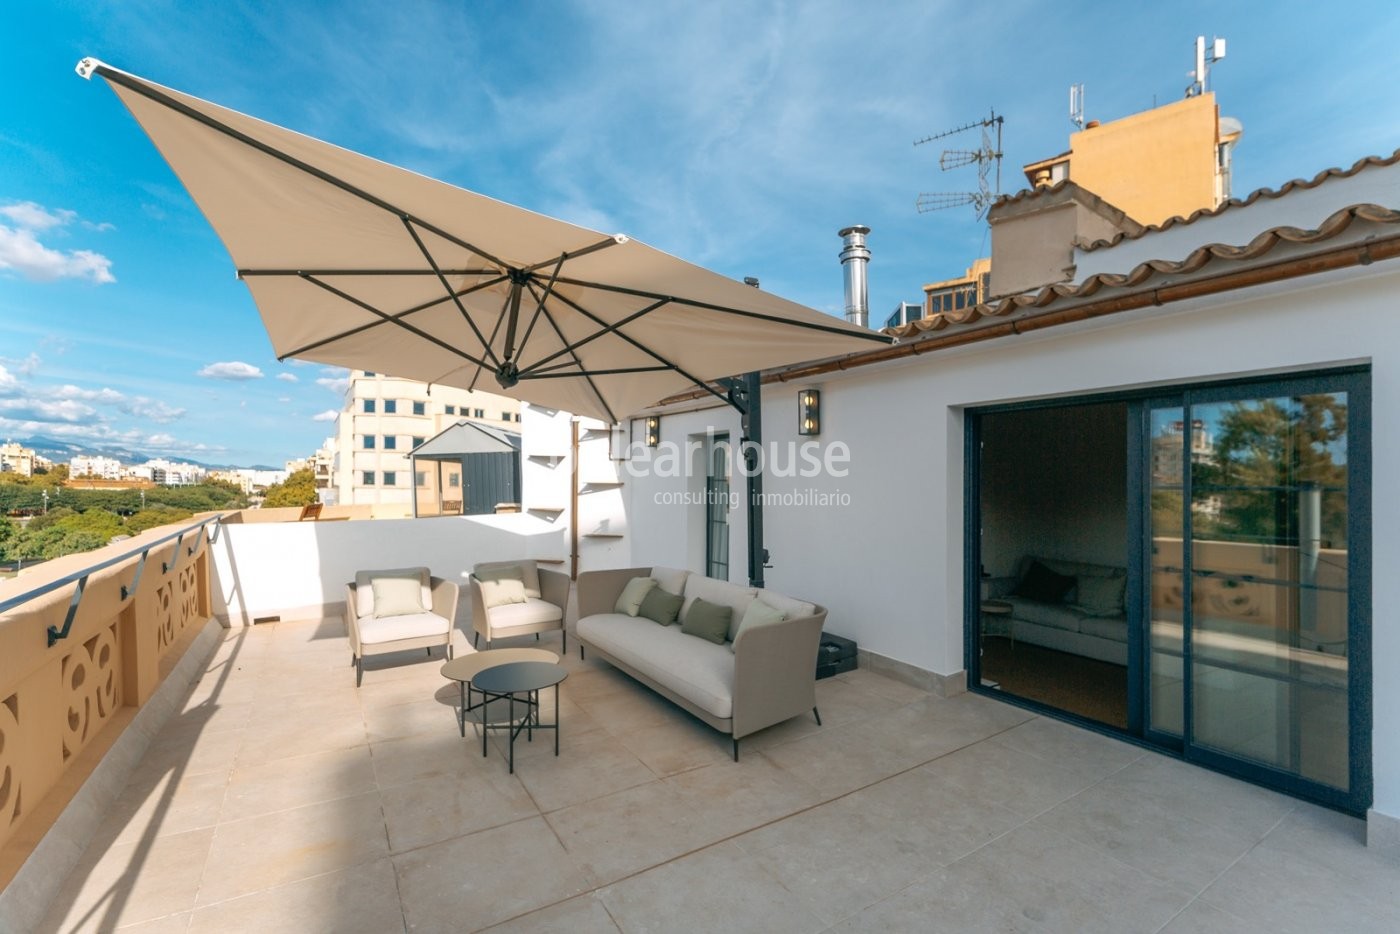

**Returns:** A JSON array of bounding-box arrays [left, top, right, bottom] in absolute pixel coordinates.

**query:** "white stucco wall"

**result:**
[[619, 261, 1400, 821]]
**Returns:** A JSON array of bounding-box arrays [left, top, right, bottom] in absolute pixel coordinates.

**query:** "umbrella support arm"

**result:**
[[722, 373, 769, 589]]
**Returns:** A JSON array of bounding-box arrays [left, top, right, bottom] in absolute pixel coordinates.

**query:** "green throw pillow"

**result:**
[[729, 599, 786, 651], [1072, 574, 1126, 617], [615, 576, 657, 616], [372, 575, 425, 618], [682, 598, 732, 645], [638, 587, 684, 625]]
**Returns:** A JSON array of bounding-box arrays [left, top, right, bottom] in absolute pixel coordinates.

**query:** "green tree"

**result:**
[[126, 506, 195, 534], [0, 516, 16, 561], [261, 468, 318, 508]]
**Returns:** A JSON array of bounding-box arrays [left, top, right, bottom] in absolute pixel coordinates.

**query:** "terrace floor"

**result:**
[[37, 616, 1400, 933]]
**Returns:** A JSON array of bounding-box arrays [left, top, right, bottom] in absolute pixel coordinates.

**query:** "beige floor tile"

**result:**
[[545, 780, 725, 886], [510, 730, 657, 812], [598, 840, 825, 934], [756, 721, 915, 797], [221, 745, 377, 822], [130, 729, 245, 784], [394, 817, 590, 931], [1033, 780, 1262, 892], [110, 768, 231, 846], [370, 729, 494, 789], [196, 792, 389, 906], [735, 794, 979, 924], [662, 752, 826, 840], [835, 668, 932, 705], [1157, 900, 1264, 934], [612, 716, 733, 777], [482, 892, 620, 933], [913, 732, 1107, 819], [808, 676, 905, 728], [991, 715, 1143, 778], [852, 761, 1026, 851], [186, 858, 404, 934], [235, 713, 367, 766], [37, 827, 214, 933], [1095, 753, 1297, 838], [381, 768, 538, 853], [108, 912, 192, 933], [574, 684, 686, 734], [362, 692, 461, 743]]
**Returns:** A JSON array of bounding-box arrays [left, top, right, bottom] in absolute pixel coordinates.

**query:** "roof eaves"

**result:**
[[1080, 147, 1400, 252]]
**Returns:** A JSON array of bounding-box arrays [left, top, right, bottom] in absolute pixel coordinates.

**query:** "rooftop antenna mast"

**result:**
[[1185, 35, 1226, 97], [914, 109, 1004, 218], [1069, 83, 1085, 130]]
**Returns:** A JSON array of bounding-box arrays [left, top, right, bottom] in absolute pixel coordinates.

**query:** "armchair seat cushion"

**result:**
[[355, 611, 451, 645], [578, 613, 735, 719], [486, 597, 565, 630]]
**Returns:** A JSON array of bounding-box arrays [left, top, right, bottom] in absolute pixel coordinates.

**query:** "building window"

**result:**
[[449, 473, 460, 488], [415, 471, 426, 486], [412, 436, 424, 447], [362, 471, 375, 485], [446, 405, 456, 415], [363, 399, 376, 413], [474, 408, 484, 418], [501, 411, 510, 421], [384, 436, 397, 450], [412, 401, 425, 415], [363, 435, 375, 449], [364, 371, 375, 377], [384, 400, 397, 414], [515, 414, 521, 422], [383, 471, 396, 486]]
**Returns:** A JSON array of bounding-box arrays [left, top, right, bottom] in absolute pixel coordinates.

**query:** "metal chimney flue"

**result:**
[[838, 225, 871, 328]]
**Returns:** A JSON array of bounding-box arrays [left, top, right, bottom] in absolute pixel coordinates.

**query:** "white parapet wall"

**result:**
[[208, 513, 565, 626]]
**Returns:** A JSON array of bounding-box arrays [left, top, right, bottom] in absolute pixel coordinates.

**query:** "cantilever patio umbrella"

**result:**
[[77, 58, 892, 426]]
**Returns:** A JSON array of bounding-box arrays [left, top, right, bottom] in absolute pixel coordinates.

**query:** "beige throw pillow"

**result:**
[[480, 577, 528, 608], [730, 599, 786, 651], [372, 575, 426, 618], [615, 576, 657, 616]]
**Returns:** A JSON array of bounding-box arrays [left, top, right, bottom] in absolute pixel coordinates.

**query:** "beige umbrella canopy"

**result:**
[[78, 58, 892, 424]]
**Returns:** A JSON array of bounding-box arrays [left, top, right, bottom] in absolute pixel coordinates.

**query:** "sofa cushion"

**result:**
[[1078, 615, 1129, 643], [755, 590, 816, 622], [371, 576, 426, 618], [480, 577, 528, 608], [681, 575, 756, 637], [1013, 561, 1076, 604], [357, 611, 450, 645], [638, 587, 684, 626], [616, 576, 657, 616], [682, 598, 732, 645], [355, 567, 431, 618], [1073, 575, 1127, 617], [577, 613, 735, 719], [488, 597, 564, 630], [731, 599, 785, 651], [650, 566, 689, 596], [475, 560, 542, 598], [1001, 597, 1083, 633]]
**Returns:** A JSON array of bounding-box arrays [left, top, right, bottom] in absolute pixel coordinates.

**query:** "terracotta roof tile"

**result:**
[[1078, 148, 1400, 252], [884, 203, 1400, 340]]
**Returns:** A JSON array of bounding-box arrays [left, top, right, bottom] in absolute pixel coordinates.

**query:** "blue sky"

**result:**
[[3, 1, 1398, 467]]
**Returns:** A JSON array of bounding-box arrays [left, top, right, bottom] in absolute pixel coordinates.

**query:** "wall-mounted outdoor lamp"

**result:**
[[645, 415, 661, 447], [798, 389, 821, 436]]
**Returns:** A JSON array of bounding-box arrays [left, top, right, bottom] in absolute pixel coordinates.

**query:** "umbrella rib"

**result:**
[[279, 273, 508, 360], [401, 218, 501, 367], [548, 274, 894, 343], [539, 287, 735, 411], [521, 235, 623, 273], [519, 297, 669, 376], [92, 64, 517, 271], [468, 290, 515, 393], [300, 274, 494, 371], [530, 366, 672, 379], [240, 268, 498, 277], [514, 254, 567, 365], [525, 282, 618, 424]]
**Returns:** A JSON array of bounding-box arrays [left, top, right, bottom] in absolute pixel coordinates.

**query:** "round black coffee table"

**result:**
[[441, 648, 558, 738], [471, 661, 568, 773]]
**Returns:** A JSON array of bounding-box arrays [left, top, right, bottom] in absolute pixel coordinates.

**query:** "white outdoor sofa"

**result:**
[[575, 566, 827, 760]]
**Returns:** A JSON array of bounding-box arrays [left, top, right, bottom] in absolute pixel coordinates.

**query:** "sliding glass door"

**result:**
[[1143, 372, 1369, 808]]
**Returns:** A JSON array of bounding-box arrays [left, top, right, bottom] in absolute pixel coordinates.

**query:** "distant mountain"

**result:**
[[13, 436, 279, 472]]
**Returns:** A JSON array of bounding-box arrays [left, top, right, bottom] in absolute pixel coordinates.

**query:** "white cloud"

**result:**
[[0, 352, 41, 377], [0, 397, 97, 423], [315, 376, 350, 395], [276, 372, 299, 382], [277, 396, 292, 403], [0, 201, 116, 284], [198, 361, 264, 381], [0, 202, 75, 231], [312, 409, 340, 422], [0, 364, 18, 394]]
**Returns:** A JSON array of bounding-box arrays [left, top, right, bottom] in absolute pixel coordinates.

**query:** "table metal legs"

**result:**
[[473, 686, 560, 774]]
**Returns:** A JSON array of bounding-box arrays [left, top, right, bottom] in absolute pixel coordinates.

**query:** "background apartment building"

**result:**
[[325, 371, 520, 510], [0, 442, 38, 477]]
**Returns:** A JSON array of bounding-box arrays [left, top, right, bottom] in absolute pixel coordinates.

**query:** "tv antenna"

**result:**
[[1069, 84, 1085, 130], [1185, 35, 1226, 97], [914, 109, 1004, 218]]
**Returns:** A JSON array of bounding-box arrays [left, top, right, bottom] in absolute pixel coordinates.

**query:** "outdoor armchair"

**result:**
[[345, 567, 458, 686], [469, 559, 570, 652]]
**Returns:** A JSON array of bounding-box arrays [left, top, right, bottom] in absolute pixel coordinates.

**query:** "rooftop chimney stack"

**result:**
[[838, 225, 871, 328]]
